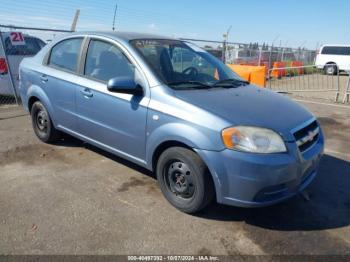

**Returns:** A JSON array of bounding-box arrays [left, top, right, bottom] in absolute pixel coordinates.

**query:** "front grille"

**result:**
[[293, 120, 319, 152]]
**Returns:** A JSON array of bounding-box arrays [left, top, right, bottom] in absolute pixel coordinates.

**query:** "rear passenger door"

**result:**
[[45, 37, 84, 131], [75, 38, 149, 163]]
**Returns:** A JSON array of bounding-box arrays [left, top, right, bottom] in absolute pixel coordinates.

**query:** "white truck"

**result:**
[[315, 44, 350, 75]]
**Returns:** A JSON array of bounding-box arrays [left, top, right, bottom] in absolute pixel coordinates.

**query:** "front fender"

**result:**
[[145, 122, 224, 170], [27, 85, 57, 127]]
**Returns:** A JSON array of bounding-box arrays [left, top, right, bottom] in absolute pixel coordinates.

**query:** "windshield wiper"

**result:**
[[167, 81, 212, 89], [212, 78, 250, 88]]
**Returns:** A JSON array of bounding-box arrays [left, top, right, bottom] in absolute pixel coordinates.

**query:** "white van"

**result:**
[[315, 45, 350, 75]]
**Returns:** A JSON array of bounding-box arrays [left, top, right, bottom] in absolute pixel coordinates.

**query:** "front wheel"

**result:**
[[156, 147, 214, 213], [31, 101, 60, 143]]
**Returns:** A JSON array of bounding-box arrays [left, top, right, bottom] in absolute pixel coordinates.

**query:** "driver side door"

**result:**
[[75, 38, 149, 163]]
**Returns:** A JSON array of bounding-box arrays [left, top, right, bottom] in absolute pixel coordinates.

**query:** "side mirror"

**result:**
[[107, 76, 143, 96]]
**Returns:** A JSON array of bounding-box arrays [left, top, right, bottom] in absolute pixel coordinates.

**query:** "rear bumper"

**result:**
[[195, 130, 324, 207]]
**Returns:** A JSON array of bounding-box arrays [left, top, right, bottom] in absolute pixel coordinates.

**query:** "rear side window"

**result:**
[[321, 46, 350, 55], [49, 38, 83, 72], [84, 39, 134, 82], [321, 46, 337, 55], [338, 47, 350, 55]]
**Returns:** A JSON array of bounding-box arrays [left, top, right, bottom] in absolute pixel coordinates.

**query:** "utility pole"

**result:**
[[112, 2, 118, 31], [70, 9, 80, 32], [222, 25, 232, 63], [281, 40, 288, 61]]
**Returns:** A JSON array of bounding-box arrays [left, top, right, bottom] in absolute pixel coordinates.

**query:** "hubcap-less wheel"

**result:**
[[36, 110, 48, 132], [156, 147, 214, 213], [164, 161, 195, 199], [31, 101, 60, 143]]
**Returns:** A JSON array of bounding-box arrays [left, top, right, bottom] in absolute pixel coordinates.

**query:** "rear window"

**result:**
[[321, 46, 350, 55], [5, 36, 45, 56]]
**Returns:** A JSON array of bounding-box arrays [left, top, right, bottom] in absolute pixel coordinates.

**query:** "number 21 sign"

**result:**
[[10, 32, 26, 46]]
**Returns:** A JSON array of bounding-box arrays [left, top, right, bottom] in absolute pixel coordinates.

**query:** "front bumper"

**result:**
[[195, 130, 324, 207]]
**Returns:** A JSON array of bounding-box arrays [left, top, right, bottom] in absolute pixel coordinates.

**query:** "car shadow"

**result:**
[[54, 133, 154, 177], [54, 135, 350, 231]]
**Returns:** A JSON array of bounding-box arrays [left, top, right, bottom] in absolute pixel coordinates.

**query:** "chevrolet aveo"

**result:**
[[19, 32, 324, 213]]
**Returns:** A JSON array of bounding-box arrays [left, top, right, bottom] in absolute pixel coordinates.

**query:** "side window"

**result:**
[[321, 46, 338, 55], [338, 47, 350, 55], [84, 39, 134, 82], [49, 38, 83, 72]]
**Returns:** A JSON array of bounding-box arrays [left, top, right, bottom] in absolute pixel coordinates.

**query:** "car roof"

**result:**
[[321, 44, 350, 48], [70, 31, 178, 42]]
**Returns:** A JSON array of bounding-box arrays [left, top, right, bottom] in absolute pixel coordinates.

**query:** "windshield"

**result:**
[[130, 39, 244, 89]]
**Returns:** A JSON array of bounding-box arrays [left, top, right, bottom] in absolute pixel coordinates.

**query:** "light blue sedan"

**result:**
[[19, 32, 324, 213]]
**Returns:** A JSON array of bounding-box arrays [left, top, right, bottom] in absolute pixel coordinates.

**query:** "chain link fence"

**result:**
[[0, 25, 70, 107], [182, 38, 350, 103], [0, 26, 347, 106], [181, 38, 316, 68], [0, 30, 17, 106], [343, 74, 350, 103]]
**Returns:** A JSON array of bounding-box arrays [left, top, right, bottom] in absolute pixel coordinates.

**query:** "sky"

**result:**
[[1, 0, 349, 49]]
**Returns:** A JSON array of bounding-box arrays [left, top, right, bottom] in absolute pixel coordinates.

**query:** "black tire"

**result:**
[[156, 147, 214, 213], [30, 101, 60, 143], [324, 64, 337, 75]]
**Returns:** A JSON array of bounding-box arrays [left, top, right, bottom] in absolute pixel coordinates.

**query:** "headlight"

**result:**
[[221, 126, 287, 153]]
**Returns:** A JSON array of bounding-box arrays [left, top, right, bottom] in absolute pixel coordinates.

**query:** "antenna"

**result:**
[[112, 3, 118, 31]]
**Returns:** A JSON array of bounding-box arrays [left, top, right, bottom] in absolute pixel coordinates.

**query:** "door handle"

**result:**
[[40, 75, 48, 83], [80, 88, 93, 98]]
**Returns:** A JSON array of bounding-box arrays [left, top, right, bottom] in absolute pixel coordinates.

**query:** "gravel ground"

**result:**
[[0, 100, 349, 256]]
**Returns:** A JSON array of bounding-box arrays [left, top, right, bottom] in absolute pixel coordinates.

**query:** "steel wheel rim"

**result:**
[[36, 110, 48, 133], [164, 161, 195, 199]]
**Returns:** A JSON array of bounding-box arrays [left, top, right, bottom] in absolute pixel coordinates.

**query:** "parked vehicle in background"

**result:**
[[0, 32, 45, 95], [315, 44, 350, 75], [19, 32, 324, 213]]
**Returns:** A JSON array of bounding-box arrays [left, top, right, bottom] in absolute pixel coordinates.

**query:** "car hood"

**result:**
[[174, 85, 314, 141]]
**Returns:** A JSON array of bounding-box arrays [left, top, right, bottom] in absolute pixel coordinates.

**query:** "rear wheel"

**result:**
[[31, 101, 60, 143], [324, 64, 337, 75], [156, 147, 214, 213]]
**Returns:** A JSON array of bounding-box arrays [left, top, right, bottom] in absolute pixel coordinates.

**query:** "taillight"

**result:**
[[0, 58, 8, 74]]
